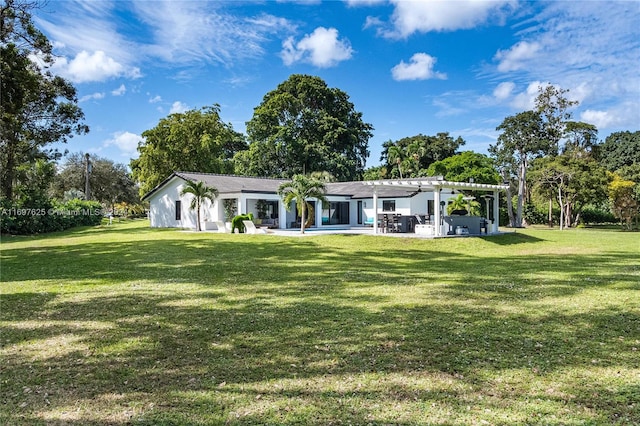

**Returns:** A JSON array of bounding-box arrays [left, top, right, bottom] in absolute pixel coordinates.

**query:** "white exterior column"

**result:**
[[237, 197, 245, 215], [279, 200, 287, 229], [492, 190, 500, 233], [373, 186, 379, 235], [316, 199, 322, 228], [434, 188, 442, 237]]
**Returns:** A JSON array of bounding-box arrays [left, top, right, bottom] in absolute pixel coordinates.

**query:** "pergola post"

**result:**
[[434, 188, 442, 237], [373, 186, 379, 235], [492, 190, 500, 233]]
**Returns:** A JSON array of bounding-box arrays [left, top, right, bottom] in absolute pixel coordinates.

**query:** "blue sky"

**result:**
[[34, 0, 640, 169]]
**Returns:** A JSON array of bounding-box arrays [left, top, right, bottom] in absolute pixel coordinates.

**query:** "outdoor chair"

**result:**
[[243, 220, 267, 234], [214, 221, 228, 233]]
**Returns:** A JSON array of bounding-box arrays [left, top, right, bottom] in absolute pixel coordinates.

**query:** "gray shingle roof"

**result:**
[[175, 172, 288, 194], [143, 172, 416, 200]]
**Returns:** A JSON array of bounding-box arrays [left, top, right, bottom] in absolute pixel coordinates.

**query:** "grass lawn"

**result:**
[[1, 220, 638, 425]]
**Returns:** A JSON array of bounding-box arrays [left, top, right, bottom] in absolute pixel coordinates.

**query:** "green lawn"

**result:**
[[1, 220, 638, 425]]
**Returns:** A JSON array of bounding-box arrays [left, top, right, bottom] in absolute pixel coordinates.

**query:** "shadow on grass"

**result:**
[[2, 292, 637, 424], [479, 231, 545, 245], [1, 228, 639, 424]]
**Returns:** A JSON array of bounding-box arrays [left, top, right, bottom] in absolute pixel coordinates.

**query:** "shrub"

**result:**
[[230, 213, 254, 233], [1, 198, 103, 235], [580, 207, 617, 225]]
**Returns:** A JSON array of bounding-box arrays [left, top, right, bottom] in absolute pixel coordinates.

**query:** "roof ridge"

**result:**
[[175, 171, 287, 181]]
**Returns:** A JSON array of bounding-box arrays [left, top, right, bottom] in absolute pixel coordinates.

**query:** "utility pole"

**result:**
[[84, 153, 91, 200]]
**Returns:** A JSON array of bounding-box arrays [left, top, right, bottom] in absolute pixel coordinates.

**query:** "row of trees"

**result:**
[[489, 85, 638, 229]]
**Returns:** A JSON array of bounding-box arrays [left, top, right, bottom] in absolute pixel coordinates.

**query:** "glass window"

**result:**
[[175, 200, 181, 220], [322, 202, 350, 225], [382, 200, 396, 212]]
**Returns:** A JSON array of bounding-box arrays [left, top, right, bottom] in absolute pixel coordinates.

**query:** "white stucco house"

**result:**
[[142, 172, 508, 237]]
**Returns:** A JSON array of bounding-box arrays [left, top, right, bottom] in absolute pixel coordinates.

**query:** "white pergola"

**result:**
[[362, 178, 509, 236]]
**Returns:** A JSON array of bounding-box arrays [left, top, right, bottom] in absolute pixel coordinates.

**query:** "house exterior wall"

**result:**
[[146, 176, 500, 234], [148, 177, 192, 228], [148, 176, 222, 229]]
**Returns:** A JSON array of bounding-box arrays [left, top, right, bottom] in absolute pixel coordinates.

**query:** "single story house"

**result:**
[[142, 172, 508, 237]]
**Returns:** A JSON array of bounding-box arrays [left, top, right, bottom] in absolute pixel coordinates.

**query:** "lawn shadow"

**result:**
[[1, 226, 639, 424]]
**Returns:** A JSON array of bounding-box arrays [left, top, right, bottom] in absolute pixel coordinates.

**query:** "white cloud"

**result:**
[[377, 0, 515, 38], [133, 2, 294, 66], [149, 95, 162, 104], [510, 81, 547, 110], [36, 1, 296, 77], [485, 2, 640, 136], [170, 101, 189, 114], [111, 84, 126, 96], [495, 41, 541, 72], [52, 50, 140, 83], [580, 101, 637, 130], [391, 53, 446, 81], [493, 82, 515, 100], [281, 27, 353, 68], [79, 92, 105, 103], [104, 131, 143, 157]]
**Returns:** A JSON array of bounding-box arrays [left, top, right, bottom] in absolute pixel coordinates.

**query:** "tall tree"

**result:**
[[52, 152, 139, 208], [490, 111, 547, 227], [277, 174, 327, 234], [535, 85, 578, 156], [387, 145, 404, 179], [607, 172, 639, 231], [244, 74, 373, 181], [563, 121, 598, 157], [180, 180, 218, 232], [529, 155, 608, 229], [1, 0, 88, 200], [131, 105, 246, 196]]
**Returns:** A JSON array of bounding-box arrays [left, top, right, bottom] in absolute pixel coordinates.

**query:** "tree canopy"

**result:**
[[131, 105, 246, 196], [595, 131, 640, 172], [426, 151, 500, 184], [1, 0, 88, 200], [529, 154, 608, 229], [241, 74, 373, 181], [379, 133, 465, 179], [52, 152, 139, 207]]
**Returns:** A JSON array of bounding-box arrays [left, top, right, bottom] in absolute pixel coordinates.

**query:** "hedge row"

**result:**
[[0, 198, 104, 235]]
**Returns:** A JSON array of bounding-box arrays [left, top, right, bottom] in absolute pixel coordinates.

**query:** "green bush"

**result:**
[[1, 198, 103, 235], [523, 203, 552, 225], [230, 213, 254, 233], [580, 207, 617, 225]]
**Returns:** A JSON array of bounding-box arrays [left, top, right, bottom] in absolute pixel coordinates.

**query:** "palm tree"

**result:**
[[180, 180, 219, 231], [278, 174, 328, 234], [447, 193, 481, 216], [387, 145, 404, 179]]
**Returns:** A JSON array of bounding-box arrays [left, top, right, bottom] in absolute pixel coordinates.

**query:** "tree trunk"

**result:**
[[196, 200, 201, 231], [502, 171, 515, 227], [558, 188, 564, 231], [2, 140, 16, 200], [516, 161, 526, 227], [300, 203, 306, 234], [548, 197, 553, 228]]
